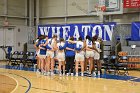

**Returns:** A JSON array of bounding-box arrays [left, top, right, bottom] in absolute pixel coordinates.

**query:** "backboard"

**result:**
[[88, 0, 123, 15]]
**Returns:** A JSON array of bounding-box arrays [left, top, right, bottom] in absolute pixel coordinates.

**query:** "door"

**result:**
[[0, 28, 14, 60]]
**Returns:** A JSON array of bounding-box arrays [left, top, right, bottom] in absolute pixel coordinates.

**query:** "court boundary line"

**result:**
[[0, 73, 18, 93], [8, 72, 32, 93], [0, 72, 31, 93]]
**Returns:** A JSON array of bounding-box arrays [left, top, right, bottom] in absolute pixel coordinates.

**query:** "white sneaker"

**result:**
[[51, 72, 55, 76], [59, 73, 62, 77], [98, 71, 100, 76], [47, 72, 50, 76], [66, 73, 69, 76], [81, 73, 84, 76], [63, 73, 65, 76], [92, 72, 96, 77], [41, 71, 45, 75], [75, 73, 78, 77], [71, 73, 74, 76], [36, 69, 40, 73], [44, 72, 47, 76]]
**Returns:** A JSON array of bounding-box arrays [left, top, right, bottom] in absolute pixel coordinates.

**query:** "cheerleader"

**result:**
[[37, 36, 47, 74], [92, 35, 102, 75], [85, 35, 95, 76], [46, 35, 57, 75], [56, 38, 66, 76], [34, 35, 44, 73], [75, 37, 85, 76]]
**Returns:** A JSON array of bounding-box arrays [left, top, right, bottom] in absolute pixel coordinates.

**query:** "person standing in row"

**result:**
[[75, 37, 85, 76], [56, 38, 66, 76], [46, 35, 57, 76], [64, 37, 76, 76], [85, 35, 95, 76]]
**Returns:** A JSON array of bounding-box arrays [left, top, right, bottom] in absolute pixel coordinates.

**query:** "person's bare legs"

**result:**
[[75, 61, 79, 76], [80, 61, 84, 76]]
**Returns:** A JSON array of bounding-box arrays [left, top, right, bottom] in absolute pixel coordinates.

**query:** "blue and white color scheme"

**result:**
[[38, 22, 116, 41], [131, 22, 140, 41]]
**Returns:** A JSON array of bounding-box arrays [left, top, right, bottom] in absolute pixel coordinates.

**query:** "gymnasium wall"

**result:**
[[0, 0, 139, 26], [0, 0, 27, 26], [39, 0, 140, 24]]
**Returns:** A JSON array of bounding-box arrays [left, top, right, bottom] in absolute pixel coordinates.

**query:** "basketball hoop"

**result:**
[[95, 5, 106, 22]]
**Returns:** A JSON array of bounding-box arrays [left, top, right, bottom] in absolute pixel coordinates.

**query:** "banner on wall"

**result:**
[[38, 22, 116, 41], [131, 22, 140, 41], [124, 0, 140, 8]]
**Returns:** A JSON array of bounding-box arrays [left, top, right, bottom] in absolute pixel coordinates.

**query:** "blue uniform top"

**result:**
[[75, 41, 84, 51], [37, 39, 46, 55], [61, 41, 75, 57]]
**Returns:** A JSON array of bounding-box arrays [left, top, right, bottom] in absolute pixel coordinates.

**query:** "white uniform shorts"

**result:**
[[57, 52, 65, 61], [94, 51, 100, 60], [85, 50, 94, 58], [36, 50, 40, 56], [46, 50, 54, 58], [38, 54, 46, 59], [75, 51, 85, 61]]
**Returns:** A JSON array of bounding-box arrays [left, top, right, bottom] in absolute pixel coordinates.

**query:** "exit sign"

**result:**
[[124, 0, 140, 8]]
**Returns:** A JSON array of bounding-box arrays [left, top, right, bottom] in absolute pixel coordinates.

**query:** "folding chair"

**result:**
[[115, 51, 129, 75], [103, 55, 116, 74], [24, 52, 36, 67], [9, 51, 19, 66], [16, 51, 25, 67]]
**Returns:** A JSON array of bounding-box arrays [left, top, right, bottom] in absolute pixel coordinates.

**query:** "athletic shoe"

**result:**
[[44, 72, 48, 76], [92, 72, 96, 77], [75, 73, 78, 77], [66, 73, 69, 76], [63, 73, 65, 76], [51, 72, 55, 76], [59, 73, 62, 76], [47, 72, 50, 76], [81, 73, 84, 76], [98, 71, 100, 76], [71, 73, 74, 76]]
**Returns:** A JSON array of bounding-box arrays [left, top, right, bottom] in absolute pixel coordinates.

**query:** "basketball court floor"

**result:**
[[0, 62, 140, 93]]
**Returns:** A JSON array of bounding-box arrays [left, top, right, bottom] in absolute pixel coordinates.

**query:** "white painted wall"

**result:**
[[0, 0, 139, 26], [39, 0, 140, 24], [14, 26, 28, 51], [8, 0, 25, 16]]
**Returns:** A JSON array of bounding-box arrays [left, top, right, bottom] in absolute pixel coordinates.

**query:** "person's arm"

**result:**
[[53, 40, 58, 50], [67, 40, 76, 44], [46, 44, 52, 50], [89, 44, 99, 53], [59, 41, 67, 50], [66, 47, 74, 51], [34, 40, 39, 50], [39, 44, 46, 50], [43, 40, 48, 46], [66, 43, 75, 51]]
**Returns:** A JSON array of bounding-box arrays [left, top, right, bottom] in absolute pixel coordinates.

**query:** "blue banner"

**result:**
[[131, 22, 140, 41], [38, 23, 116, 41]]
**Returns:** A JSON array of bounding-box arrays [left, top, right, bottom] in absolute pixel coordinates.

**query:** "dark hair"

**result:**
[[69, 37, 74, 41], [52, 35, 57, 38], [92, 35, 98, 41], [86, 35, 92, 41], [38, 35, 45, 40], [60, 38, 64, 42], [78, 36, 82, 41], [45, 35, 48, 38]]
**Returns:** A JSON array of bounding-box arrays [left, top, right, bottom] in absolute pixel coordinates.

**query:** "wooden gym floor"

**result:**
[[0, 62, 140, 93]]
